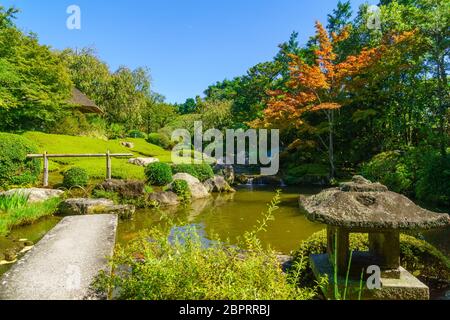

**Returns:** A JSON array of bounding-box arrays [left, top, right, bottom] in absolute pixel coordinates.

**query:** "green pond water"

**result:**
[[117, 185, 325, 253]]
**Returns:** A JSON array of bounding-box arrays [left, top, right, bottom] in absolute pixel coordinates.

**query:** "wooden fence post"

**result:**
[[43, 151, 49, 187], [106, 150, 111, 180]]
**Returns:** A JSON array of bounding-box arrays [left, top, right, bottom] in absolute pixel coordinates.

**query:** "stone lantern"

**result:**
[[299, 176, 450, 300]]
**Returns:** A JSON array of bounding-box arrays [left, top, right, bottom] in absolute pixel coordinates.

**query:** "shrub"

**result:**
[[128, 130, 146, 139], [107, 123, 126, 139], [171, 179, 191, 200], [171, 163, 214, 182], [145, 162, 173, 186], [415, 154, 450, 206], [361, 151, 413, 194], [147, 133, 172, 150], [0, 133, 41, 189], [63, 167, 89, 188], [362, 148, 450, 205], [291, 230, 450, 288], [283, 163, 329, 185]]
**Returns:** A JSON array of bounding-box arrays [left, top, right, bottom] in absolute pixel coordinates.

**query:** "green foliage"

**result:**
[[63, 167, 89, 188], [171, 179, 191, 202], [92, 189, 120, 204], [362, 148, 450, 205], [145, 162, 173, 186], [171, 163, 214, 182], [0, 133, 41, 189], [60, 48, 152, 131], [146, 132, 172, 150], [291, 230, 450, 288], [94, 192, 321, 300], [283, 164, 329, 185], [142, 101, 177, 133], [0, 197, 60, 236], [0, 192, 29, 212], [52, 111, 91, 136], [361, 151, 415, 194], [127, 130, 146, 139], [415, 154, 450, 206], [0, 16, 72, 131]]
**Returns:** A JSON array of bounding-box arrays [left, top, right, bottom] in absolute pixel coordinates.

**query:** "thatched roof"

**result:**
[[68, 88, 104, 114], [299, 176, 450, 231]]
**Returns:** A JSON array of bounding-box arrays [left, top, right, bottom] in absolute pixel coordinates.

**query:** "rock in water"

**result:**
[[96, 179, 145, 198], [147, 191, 180, 206], [0, 188, 64, 203], [128, 157, 159, 167], [204, 176, 236, 193], [58, 198, 136, 218], [170, 173, 210, 199]]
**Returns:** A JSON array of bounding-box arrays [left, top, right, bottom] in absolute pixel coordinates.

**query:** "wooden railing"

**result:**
[[27, 151, 133, 187]]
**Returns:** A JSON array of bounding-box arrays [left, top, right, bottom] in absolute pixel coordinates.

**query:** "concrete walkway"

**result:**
[[0, 215, 117, 300]]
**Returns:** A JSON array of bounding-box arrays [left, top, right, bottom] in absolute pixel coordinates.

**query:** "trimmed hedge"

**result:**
[[171, 163, 214, 182], [145, 162, 173, 186], [291, 230, 450, 287], [0, 133, 41, 188], [63, 167, 89, 188]]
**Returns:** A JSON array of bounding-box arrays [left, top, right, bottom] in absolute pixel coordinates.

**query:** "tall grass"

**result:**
[[0, 198, 60, 236], [94, 191, 325, 300], [0, 192, 30, 212]]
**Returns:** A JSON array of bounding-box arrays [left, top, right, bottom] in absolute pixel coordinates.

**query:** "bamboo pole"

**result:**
[[106, 150, 112, 180], [43, 151, 49, 187]]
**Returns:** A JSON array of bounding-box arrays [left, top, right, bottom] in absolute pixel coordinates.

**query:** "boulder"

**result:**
[[103, 204, 135, 220], [171, 173, 210, 199], [0, 188, 64, 203], [121, 142, 135, 148], [58, 198, 114, 215], [204, 176, 236, 193], [96, 179, 145, 198], [128, 157, 159, 167], [58, 198, 135, 219], [214, 164, 235, 185], [147, 191, 180, 207]]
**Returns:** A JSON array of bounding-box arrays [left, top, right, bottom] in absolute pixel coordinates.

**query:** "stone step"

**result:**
[[0, 215, 117, 300]]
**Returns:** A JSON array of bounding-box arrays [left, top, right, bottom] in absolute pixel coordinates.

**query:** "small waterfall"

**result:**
[[244, 176, 286, 187]]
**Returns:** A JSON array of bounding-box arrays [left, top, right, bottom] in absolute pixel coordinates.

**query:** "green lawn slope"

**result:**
[[22, 132, 173, 185]]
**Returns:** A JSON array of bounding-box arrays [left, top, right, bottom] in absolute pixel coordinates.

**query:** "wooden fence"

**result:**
[[27, 151, 134, 187]]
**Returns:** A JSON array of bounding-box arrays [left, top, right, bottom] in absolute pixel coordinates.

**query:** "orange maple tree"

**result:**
[[253, 21, 415, 178]]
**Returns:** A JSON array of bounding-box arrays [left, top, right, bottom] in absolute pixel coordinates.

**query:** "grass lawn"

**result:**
[[22, 132, 173, 185]]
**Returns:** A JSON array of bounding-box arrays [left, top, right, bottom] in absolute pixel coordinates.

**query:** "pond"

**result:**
[[118, 185, 450, 257], [118, 185, 324, 253]]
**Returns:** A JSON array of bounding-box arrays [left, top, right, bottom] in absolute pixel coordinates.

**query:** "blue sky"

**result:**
[[2, 0, 373, 103]]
